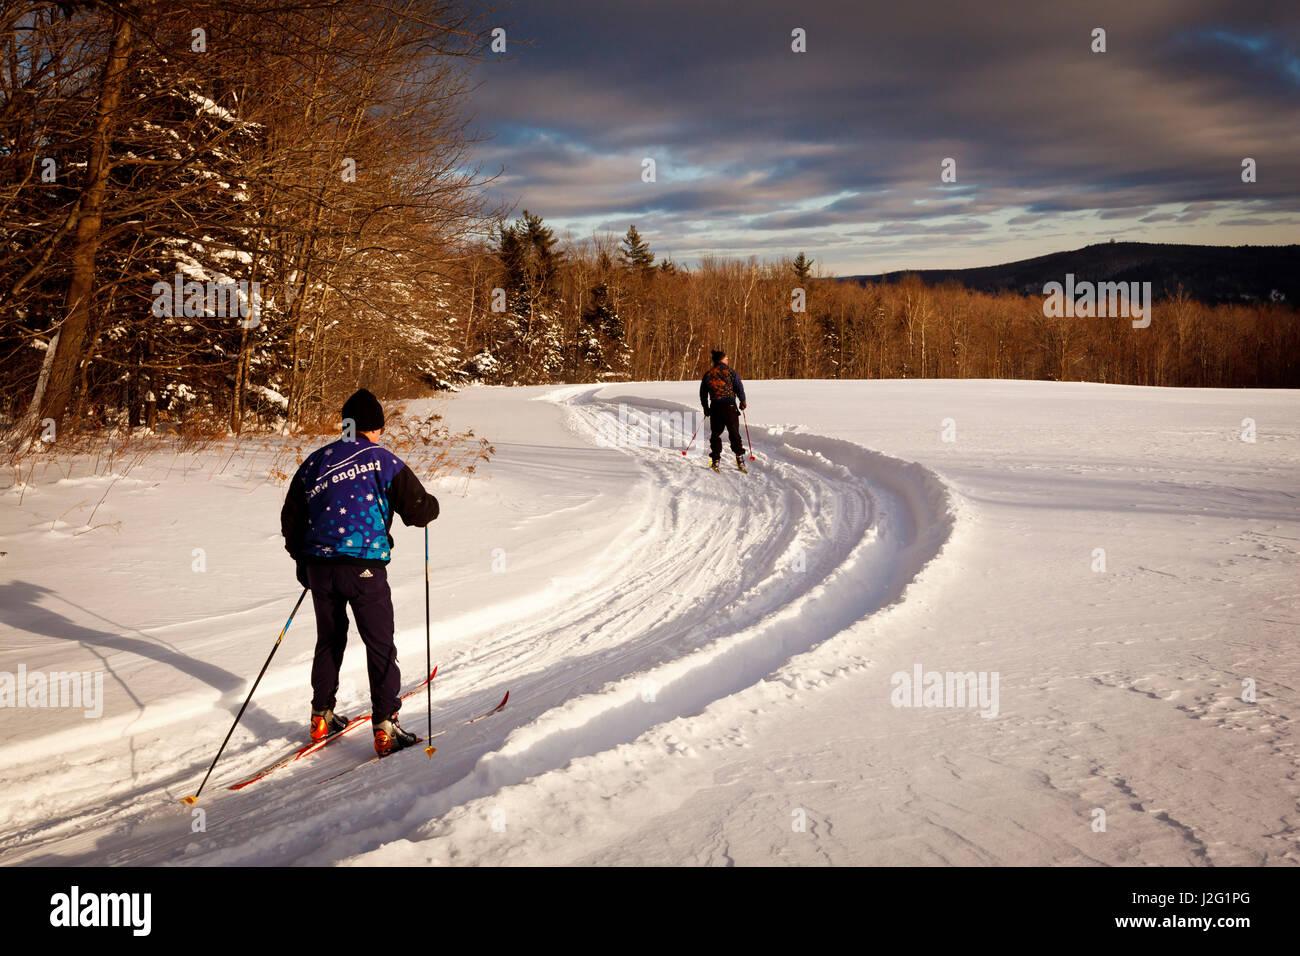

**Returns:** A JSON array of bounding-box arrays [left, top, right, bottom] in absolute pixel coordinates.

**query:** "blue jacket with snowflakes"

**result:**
[[280, 437, 438, 566]]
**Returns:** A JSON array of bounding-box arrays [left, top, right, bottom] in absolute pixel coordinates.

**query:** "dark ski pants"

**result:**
[[708, 402, 745, 461], [305, 563, 401, 719]]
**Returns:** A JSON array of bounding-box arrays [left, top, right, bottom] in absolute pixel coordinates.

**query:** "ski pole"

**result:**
[[182, 587, 308, 804], [741, 407, 755, 461], [424, 526, 435, 757], [682, 413, 704, 456]]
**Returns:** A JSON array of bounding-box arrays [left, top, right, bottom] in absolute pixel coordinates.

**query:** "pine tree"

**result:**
[[521, 210, 561, 290], [579, 283, 629, 379], [619, 225, 655, 272], [488, 210, 565, 383], [497, 210, 561, 309], [792, 251, 813, 283], [497, 222, 528, 306]]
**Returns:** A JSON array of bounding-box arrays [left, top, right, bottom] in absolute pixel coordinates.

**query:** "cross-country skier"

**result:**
[[280, 388, 439, 756], [700, 349, 748, 472]]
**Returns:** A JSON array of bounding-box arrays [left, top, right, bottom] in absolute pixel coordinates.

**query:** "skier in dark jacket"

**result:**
[[280, 388, 439, 756], [700, 349, 748, 472]]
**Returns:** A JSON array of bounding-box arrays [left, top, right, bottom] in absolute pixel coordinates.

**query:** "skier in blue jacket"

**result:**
[[700, 349, 748, 472], [280, 389, 438, 755]]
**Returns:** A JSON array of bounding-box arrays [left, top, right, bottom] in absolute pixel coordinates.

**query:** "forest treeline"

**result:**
[[3, 4, 1295, 443], [2, 0, 497, 438], [455, 220, 1299, 392]]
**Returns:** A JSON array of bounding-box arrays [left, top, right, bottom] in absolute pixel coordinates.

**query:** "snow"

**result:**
[[0, 380, 1296, 865], [251, 386, 288, 408], [186, 92, 238, 125]]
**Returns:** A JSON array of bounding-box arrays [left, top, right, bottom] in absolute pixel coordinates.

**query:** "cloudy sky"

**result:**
[[466, 0, 1300, 274]]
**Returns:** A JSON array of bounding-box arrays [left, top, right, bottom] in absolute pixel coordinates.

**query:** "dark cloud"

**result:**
[[470, 0, 1300, 271]]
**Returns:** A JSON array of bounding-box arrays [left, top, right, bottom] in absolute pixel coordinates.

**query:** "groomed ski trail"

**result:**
[[0, 385, 959, 866]]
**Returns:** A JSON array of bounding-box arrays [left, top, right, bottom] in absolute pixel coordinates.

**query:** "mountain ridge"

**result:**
[[841, 241, 1299, 305]]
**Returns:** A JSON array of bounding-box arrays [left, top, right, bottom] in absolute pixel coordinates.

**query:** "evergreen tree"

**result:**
[[579, 283, 629, 379], [486, 210, 565, 383], [497, 221, 528, 301], [792, 251, 813, 283], [619, 224, 655, 272], [496, 210, 561, 309], [521, 210, 561, 291]]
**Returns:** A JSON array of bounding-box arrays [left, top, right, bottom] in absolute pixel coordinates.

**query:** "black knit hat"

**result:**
[[341, 388, 385, 432], [711, 349, 726, 364]]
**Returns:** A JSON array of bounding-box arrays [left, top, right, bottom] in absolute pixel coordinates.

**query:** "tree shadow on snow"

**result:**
[[0, 579, 297, 745]]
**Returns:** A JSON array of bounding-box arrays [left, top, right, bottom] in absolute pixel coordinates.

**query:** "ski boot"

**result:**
[[709, 458, 720, 472], [736, 454, 748, 474], [310, 707, 349, 742], [372, 712, 419, 757]]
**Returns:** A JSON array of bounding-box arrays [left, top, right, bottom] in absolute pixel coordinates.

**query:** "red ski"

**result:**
[[315, 689, 509, 785], [228, 667, 438, 791]]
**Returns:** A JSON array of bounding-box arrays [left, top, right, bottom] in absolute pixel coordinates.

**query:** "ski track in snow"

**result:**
[[0, 385, 957, 866]]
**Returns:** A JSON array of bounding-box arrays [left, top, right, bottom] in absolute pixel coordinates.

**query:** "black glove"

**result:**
[[701, 404, 710, 415], [295, 560, 310, 590], [741, 401, 747, 411]]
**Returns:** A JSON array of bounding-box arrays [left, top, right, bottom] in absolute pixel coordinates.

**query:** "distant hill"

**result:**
[[843, 242, 1299, 305]]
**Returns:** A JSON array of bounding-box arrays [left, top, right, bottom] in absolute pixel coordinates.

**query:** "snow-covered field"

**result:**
[[1, 379, 1297, 866]]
